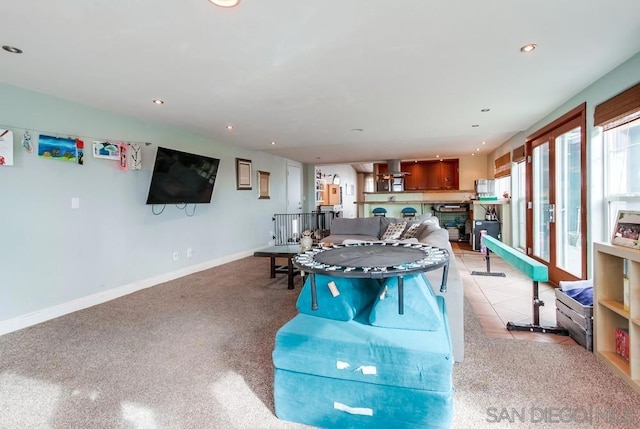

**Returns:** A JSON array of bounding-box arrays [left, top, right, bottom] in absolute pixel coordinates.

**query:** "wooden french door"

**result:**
[[526, 104, 587, 285]]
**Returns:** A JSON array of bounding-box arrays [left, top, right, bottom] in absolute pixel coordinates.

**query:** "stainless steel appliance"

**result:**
[[376, 180, 390, 192], [376, 159, 409, 192]]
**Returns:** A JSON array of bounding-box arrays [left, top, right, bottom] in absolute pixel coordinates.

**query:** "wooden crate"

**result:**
[[555, 289, 593, 351]]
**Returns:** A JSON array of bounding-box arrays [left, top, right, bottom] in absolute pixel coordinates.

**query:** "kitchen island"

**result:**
[[356, 190, 511, 245], [356, 190, 473, 219]]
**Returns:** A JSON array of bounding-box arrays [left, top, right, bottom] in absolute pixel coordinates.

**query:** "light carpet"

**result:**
[[1, 254, 639, 428]]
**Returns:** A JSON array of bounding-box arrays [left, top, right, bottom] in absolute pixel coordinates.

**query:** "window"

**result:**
[[494, 176, 511, 199], [604, 115, 640, 235], [511, 160, 526, 251], [597, 82, 640, 238]]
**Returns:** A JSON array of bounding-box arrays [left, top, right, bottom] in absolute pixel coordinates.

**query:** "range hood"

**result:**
[[378, 159, 410, 177], [376, 159, 409, 192]]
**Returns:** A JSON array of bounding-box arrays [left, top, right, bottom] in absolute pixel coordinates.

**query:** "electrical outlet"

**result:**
[[173, 251, 179, 261], [186, 248, 192, 258]]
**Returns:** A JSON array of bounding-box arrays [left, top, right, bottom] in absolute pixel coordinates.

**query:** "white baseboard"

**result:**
[[0, 249, 256, 336]]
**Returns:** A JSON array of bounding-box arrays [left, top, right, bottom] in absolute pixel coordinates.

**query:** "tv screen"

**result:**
[[146, 147, 220, 205]]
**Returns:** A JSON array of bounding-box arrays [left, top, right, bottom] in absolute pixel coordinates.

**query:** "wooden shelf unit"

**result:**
[[594, 241, 640, 394], [315, 178, 325, 205]]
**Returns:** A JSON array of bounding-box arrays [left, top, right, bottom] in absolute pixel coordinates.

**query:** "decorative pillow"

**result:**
[[368, 274, 443, 331], [380, 222, 407, 240], [381, 214, 432, 236], [296, 275, 379, 321], [401, 222, 423, 239]]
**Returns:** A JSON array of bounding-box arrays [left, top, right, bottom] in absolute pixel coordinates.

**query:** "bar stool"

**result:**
[[372, 207, 387, 217], [401, 207, 417, 218]]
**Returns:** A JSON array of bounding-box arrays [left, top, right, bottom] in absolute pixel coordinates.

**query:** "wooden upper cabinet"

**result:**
[[439, 159, 459, 189], [373, 159, 459, 190], [402, 162, 423, 190], [407, 159, 459, 190]]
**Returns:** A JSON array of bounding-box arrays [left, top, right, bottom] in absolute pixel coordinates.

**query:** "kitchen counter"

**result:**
[[359, 190, 472, 214]]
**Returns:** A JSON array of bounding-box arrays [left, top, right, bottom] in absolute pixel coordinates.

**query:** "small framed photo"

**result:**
[[345, 183, 355, 196], [611, 210, 640, 249], [258, 170, 270, 199], [236, 158, 252, 190]]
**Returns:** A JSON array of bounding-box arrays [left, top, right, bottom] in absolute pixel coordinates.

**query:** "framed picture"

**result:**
[[236, 158, 252, 190], [92, 140, 120, 160], [611, 210, 640, 250], [345, 183, 355, 196], [258, 170, 270, 199]]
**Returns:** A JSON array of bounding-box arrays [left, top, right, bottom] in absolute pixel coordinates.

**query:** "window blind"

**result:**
[[512, 145, 525, 163], [494, 152, 511, 178], [594, 82, 640, 129]]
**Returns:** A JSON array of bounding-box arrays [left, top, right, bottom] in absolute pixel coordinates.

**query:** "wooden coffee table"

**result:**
[[253, 244, 302, 289]]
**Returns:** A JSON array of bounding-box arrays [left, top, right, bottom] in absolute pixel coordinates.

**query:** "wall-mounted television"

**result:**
[[146, 147, 220, 205]]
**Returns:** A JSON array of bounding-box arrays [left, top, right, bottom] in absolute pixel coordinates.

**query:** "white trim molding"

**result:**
[[0, 249, 256, 336]]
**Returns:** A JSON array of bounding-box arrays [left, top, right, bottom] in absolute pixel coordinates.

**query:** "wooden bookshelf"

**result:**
[[594, 242, 640, 394]]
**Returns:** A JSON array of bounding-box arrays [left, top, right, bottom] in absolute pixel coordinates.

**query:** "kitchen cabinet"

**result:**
[[374, 159, 458, 191], [315, 179, 325, 204], [425, 160, 458, 190], [403, 162, 424, 190]]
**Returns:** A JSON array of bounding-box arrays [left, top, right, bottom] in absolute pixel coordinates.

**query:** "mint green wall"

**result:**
[[0, 84, 289, 322]]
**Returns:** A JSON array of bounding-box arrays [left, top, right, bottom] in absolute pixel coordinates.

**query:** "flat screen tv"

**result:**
[[146, 147, 220, 205]]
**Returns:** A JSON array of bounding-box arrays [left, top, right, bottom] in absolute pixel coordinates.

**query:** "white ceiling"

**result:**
[[2, 1, 639, 165]]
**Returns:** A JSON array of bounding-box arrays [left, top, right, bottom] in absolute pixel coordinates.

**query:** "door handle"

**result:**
[[549, 204, 555, 223]]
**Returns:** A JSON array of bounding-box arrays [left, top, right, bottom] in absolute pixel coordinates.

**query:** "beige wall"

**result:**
[[458, 154, 489, 190]]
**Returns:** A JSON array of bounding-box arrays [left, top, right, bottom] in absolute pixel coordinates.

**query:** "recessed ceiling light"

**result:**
[[476, 148, 480, 152], [208, 0, 240, 7], [482, 141, 486, 145], [152, 99, 164, 105], [520, 43, 537, 53], [480, 108, 490, 112], [226, 125, 233, 130], [472, 124, 480, 127], [270, 141, 276, 145], [2, 45, 22, 54]]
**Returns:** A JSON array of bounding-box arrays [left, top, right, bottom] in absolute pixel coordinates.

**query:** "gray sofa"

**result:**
[[320, 215, 465, 363]]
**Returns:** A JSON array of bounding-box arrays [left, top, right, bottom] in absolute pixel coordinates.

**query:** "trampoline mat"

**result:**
[[314, 246, 427, 268]]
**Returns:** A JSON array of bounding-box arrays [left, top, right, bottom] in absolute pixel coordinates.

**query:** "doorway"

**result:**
[[286, 162, 302, 214], [526, 104, 587, 284]]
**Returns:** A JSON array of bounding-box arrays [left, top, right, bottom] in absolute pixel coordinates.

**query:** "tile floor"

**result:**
[[451, 242, 578, 345]]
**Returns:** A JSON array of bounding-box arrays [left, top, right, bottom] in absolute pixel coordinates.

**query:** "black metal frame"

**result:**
[[472, 248, 569, 336], [272, 212, 335, 245]]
